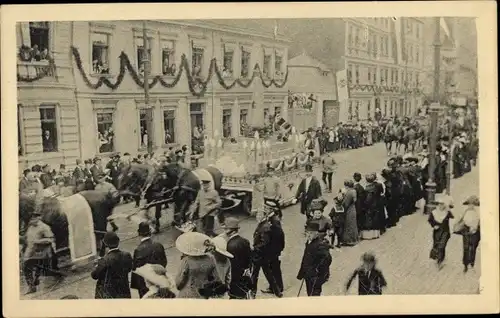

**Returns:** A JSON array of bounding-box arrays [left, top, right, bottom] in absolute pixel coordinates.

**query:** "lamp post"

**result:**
[[424, 17, 442, 215]]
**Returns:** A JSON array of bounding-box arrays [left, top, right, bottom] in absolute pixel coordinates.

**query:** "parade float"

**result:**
[[198, 117, 320, 216]]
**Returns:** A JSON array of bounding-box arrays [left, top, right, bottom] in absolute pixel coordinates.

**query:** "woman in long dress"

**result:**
[[342, 180, 359, 246], [175, 232, 221, 299], [361, 173, 383, 240], [428, 195, 454, 270], [210, 236, 233, 298], [456, 195, 480, 273]]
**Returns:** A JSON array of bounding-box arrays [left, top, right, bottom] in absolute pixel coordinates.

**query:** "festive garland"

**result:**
[[348, 83, 423, 95], [17, 59, 57, 83], [71, 46, 288, 98]]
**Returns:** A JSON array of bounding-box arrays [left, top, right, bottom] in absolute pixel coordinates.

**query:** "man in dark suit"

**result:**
[[73, 159, 86, 192], [294, 164, 322, 220], [130, 222, 167, 298], [91, 232, 133, 299], [42, 129, 55, 152], [251, 207, 284, 298], [84, 159, 95, 190], [353, 172, 366, 231], [19, 169, 31, 193], [40, 164, 54, 189], [297, 222, 332, 296], [222, 217, 253, 299], [90, 157, 105, 182]]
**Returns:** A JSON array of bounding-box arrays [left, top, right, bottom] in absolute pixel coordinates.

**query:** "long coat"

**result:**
[[342, 188, 358, 245], [363, 182, 384, 231], [175, 255, 219, 299], [353, 183, 366, 229], [295, 177, 322, 215], [297, 236, 332, 283], [91, 249, 133, 299], [226, 234, 252, 298], [130, 238, 168, 294]]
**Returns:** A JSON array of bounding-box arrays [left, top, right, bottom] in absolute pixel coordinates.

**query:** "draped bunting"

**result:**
[[347, 83, 422, 95], [70, 46, 288, 98]]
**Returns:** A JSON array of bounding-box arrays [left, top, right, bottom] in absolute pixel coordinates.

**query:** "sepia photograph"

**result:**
[[1, 2, 498, 317]]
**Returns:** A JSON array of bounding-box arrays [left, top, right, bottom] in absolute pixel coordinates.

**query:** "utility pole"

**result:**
[[424, 17, 442, 214], [143, 21, 154, 155]]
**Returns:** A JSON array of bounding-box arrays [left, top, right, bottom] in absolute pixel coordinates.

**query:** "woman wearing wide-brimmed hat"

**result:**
[[208, 235, 233, 298], [453, 195, 481, 272], [428, 195, 454, 270], [134, 264, 177, 298], [174, 232, 221, 299]]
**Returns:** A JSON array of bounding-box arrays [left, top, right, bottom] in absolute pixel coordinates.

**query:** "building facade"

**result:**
[[17, 22, 80, 172], [17, 20, 290, 169], [287, 52, 338, 129]]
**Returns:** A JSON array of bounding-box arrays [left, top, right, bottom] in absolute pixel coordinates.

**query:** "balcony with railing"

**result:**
[[17, 46, 58, 84]]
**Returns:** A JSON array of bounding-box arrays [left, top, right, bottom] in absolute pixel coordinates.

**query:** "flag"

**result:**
[[440, 17, 451, 39]]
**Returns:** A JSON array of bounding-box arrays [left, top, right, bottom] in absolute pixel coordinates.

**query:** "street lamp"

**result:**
[[424, 17, 442, 215]]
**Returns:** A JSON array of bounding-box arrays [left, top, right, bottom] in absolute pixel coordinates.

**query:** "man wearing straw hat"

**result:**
[[297, 222, 332, 297], [130, 222, 168, 298], [221, 217, 253, 299]]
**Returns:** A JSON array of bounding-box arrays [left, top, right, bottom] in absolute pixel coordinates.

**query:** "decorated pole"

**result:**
[[143, 21, 154, 154]]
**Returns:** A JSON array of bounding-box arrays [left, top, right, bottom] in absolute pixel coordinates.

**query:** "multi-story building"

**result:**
[[17, 22, 80, 171], [263, 17, 426, 124], [17, 20, 290, 168]]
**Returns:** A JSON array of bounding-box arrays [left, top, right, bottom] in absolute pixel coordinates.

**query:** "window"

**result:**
[[348, 26, 353, 45], [192, 47, 204, 77], [384, 100, 388, 116], [367, 100, 371, 119], [390, 101, 394, 116], [40, 105, 58, 153], [263, 54, 272, 78], [347, 64, 353, 84], [372, 35, 378, 57], [91, 33, 110, 74], [264, 108, 269, 123], [385, 37, 389, 56], [355, 65, 360, 84], [222, 109, 232, 138], [275, 106, 281, 118], [354, 28, 359, 46], [162, 41, 176, 76], [355, 101, 360, 120], [241, 48, 250, 78], [18, 105, 24, 156], [136, 38, 152, 76], [416, 73, 420, 87], [348, 101, 353, 120], [97, 111, 114, 153], [373, 68, 377, 84], [367, 67, 372, 82], [222, 44, 234, 77], [415, 47, 420, 65], [29, 22, 50, 53], [275, 53, 283, 76], [163, 110, 175, 144], [384, 69, 389, 85], [240, 109, 248, 135], [190, 103, 204, 140], [395, 69, 399, 84], [139, 109, 154, 148], [367, 33, 372, 52]]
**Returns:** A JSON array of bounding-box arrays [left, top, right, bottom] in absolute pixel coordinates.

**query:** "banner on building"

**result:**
[[336, 69, 349, 102], [288, 92, 316, 111]]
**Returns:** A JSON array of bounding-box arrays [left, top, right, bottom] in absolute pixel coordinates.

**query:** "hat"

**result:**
[[60, 164, 66, 169], [123, 152, 131, 156], [93, 157, 101, 164], [103, 231, 120, 248], [365, 173, 376, 183], [31, 164, 42, 172], [344, 179, 355, 188], [134, 264, 175, 289], [310, 198, 327, 212], [463, 195, 480, 206], [304, 221, 320, 232], [76, 159, 82, 165], [175, 232, 211, 256], [137, 222, 152, 236], [264, 199, 279, 209], [211, 236, 234, 258], [221, 217, 240, 230], [84, 159, 92, 164], [305, 164, 313, 172]]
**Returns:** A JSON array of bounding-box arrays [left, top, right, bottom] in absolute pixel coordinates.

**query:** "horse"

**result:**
[[19, 185, 121, 268], [116, 163, 225, 230], [384, 120, 402, 156]]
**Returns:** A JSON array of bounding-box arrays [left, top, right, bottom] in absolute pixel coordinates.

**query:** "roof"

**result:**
[[288, 52, 331, 71]]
